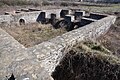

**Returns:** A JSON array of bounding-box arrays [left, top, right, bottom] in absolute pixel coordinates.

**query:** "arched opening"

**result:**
[[19, 19, 25, 25]]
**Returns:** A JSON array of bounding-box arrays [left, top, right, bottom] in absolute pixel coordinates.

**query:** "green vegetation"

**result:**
[[83, 41, 111, 54]]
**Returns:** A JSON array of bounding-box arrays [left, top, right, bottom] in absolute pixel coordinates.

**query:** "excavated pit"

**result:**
[[52, 41, 120, 80]]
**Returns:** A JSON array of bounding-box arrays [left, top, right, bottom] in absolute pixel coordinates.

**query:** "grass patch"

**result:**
[[0, 23, 67, 47], [83, 41, 111, 54]]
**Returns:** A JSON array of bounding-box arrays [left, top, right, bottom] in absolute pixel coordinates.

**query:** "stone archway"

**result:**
[[19, 19, 25, 25]]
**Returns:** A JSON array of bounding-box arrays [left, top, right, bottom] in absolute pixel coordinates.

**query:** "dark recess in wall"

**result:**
[[52, 50, 120, 80]]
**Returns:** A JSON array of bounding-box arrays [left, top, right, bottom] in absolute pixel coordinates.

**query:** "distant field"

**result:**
[[0, 0, 42, 6], [0, 0, 120, 12]]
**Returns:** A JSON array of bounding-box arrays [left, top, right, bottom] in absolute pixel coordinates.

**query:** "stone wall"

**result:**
[[0, 28, 52, 80], [13, 11, 42, 24], [0, 12, 116, 80], [0, 15, 14, 24], [0, 9, 62, 25], [28, 15, 116, 75]]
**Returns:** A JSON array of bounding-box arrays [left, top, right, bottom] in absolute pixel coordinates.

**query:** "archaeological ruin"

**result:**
[[0, 8, 116, 80]]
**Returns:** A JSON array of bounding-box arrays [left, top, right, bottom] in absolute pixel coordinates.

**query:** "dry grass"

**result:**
[[52, 41, 120, 80], [97, 13, 120, 57], [0, 23, 67, 47]]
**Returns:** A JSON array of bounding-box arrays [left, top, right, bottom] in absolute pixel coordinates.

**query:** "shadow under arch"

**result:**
[[19, 19, 25, 25]]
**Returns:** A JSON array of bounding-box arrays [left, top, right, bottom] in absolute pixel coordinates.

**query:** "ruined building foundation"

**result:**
[[0, 8, 116, 80]]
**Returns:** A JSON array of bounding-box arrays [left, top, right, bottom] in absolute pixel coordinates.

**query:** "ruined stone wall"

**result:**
[[0, 9, 62, 25], [0, 13, 116, 80], [0, 12, 42, 24], [0, 27, 52, 80], [43, 9, 62, 18], [0, 15, 14, 24], [28, 15, 116, 75], [13, 11, 42, 24]]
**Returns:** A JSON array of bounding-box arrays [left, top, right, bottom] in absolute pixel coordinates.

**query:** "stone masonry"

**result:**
[[0, 8, 117, 80]]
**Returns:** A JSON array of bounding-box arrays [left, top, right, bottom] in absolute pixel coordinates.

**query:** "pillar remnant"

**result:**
[[60, 10, 70, 18], [50, 13, 56, 25], [64, 15, 75, 23]]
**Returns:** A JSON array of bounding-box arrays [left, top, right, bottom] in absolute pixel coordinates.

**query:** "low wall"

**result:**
[[0, 28, 35, 79], [28, 15, 116, 75], [0, 15, 14, 24], [13, 11, 42, 24], [0, 12, 116, 80], [0, 9, 62, 25]]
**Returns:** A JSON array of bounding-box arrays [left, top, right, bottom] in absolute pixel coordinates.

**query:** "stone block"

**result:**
[[65, 15, 75, 23], [60, 9, 70, 18]]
